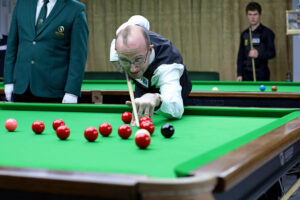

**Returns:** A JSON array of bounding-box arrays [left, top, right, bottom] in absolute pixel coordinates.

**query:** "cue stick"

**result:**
[[125, 72, 140, 127], [249, 27, 257, 82], [281, 177, 300, 200]]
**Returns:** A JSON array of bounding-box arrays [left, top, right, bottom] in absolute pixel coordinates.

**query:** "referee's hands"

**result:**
[[126, 93, 161, 126], [4, 84, 14, 102]]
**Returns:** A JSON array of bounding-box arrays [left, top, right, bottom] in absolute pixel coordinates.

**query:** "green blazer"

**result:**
[[4, 0, 89, 97]]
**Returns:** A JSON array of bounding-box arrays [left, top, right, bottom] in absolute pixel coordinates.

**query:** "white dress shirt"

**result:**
[[35, 0, 57, 24], [137, 50, 185, 119]]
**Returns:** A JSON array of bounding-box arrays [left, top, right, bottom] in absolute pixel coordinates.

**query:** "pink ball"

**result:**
[[5, 118, 17, 132]]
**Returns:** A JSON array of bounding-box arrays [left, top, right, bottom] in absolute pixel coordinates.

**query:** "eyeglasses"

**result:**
[[118, 50, 149, 67]]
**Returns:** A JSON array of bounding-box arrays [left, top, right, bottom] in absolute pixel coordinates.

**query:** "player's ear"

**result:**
[[149, 44, 154, 53]]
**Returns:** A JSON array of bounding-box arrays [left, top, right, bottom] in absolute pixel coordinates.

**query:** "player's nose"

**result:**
[[130, 64, 139, 73]]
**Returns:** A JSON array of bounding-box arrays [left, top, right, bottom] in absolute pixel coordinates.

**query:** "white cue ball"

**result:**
[[212, 87, 219, 91], [135, 129, 151, 137]]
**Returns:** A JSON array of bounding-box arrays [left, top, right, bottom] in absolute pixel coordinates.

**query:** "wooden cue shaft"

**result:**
[[125, 73, 140, 127], [249, 27, 256, 82]]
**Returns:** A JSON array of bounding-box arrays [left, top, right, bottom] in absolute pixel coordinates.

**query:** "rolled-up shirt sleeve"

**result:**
[[151, 63, 184, 119]]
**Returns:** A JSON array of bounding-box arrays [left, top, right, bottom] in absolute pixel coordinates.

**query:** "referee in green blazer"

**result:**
[[4, 0, 89, 103]]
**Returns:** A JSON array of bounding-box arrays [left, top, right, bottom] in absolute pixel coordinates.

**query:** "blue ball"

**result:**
[[260, 85, 266, 91]]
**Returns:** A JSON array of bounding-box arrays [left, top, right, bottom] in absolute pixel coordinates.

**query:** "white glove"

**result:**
[[62, 93, 78, 104], [4, 84, 14, 102]]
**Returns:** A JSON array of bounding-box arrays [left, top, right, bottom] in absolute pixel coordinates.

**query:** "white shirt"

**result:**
[[35, 0, 57, 24], [0, 34, 6, 50], [138, 50, 185, 119]]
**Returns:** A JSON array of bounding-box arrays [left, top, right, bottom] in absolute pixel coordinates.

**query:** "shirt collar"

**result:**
[[148, 48, 155, 65], [142, 48, 155, 73], [252, 23, 263, 32]]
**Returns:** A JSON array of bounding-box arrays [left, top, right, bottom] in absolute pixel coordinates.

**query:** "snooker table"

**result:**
[[79, 80, 300, 107], [0, 103, 300, 199], [1, 81, 300, 107]]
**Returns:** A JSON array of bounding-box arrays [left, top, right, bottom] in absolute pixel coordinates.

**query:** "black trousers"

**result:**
[[13, 87, 63, 103], [242, 67, 270, 81]]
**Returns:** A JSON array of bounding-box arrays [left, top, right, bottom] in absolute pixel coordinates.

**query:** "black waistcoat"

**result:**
[[133, 30, 192, 105]]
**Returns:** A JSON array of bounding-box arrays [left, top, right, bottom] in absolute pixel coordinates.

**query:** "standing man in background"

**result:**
[[237, 2, 275, 81], [4, 0, 89, 103]]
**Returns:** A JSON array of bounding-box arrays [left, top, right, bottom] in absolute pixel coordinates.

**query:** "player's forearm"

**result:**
[[257, 47, 275, 60], [157, 97, 184, 119], [237, 45, 245, 76], [157, 89, 184, 119], [258, 34, 275, 60], [152, 63, 185, 119]]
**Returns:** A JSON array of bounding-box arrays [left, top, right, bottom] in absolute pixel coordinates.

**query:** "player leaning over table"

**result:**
[[113, 24, 192, 121], [236, 2, 275, 81], [4, 0, 89, 103]]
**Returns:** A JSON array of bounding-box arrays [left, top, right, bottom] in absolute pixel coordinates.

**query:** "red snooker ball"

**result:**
[[32, 121, 45, 134], [122, 112, 132, 124], [56, 125, 70, 140], [140, 121, 155, 135], [99, 122, 112, 137], [52, 119, 65, 130], [118, 124, 132, 139], [135, 129, 151, 149], [5, 118, 17, 132], [271, 86, 278, 92], [139, 116, 151, 124], [84, 127, 98, 142]]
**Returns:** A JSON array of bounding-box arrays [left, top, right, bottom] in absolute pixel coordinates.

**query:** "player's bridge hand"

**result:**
[[126, 93, 161, 126], [126, 99, 153, 127]]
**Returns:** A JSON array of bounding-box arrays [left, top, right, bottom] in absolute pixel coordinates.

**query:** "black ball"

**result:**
[[161, 123, 174, 138]]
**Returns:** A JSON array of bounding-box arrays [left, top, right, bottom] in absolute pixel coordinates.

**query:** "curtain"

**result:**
[[0, 0, 16, 36], [79, 0, 292, 81]]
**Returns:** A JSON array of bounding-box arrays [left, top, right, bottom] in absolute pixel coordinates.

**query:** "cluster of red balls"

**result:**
[[78, 112, 154, 149], [4, 111, 157, 149], [121, 112, 154, 149]]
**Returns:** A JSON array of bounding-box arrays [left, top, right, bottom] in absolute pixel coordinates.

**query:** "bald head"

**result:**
[[116, 25, 150, 52], [115, 25, 153, 79]]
